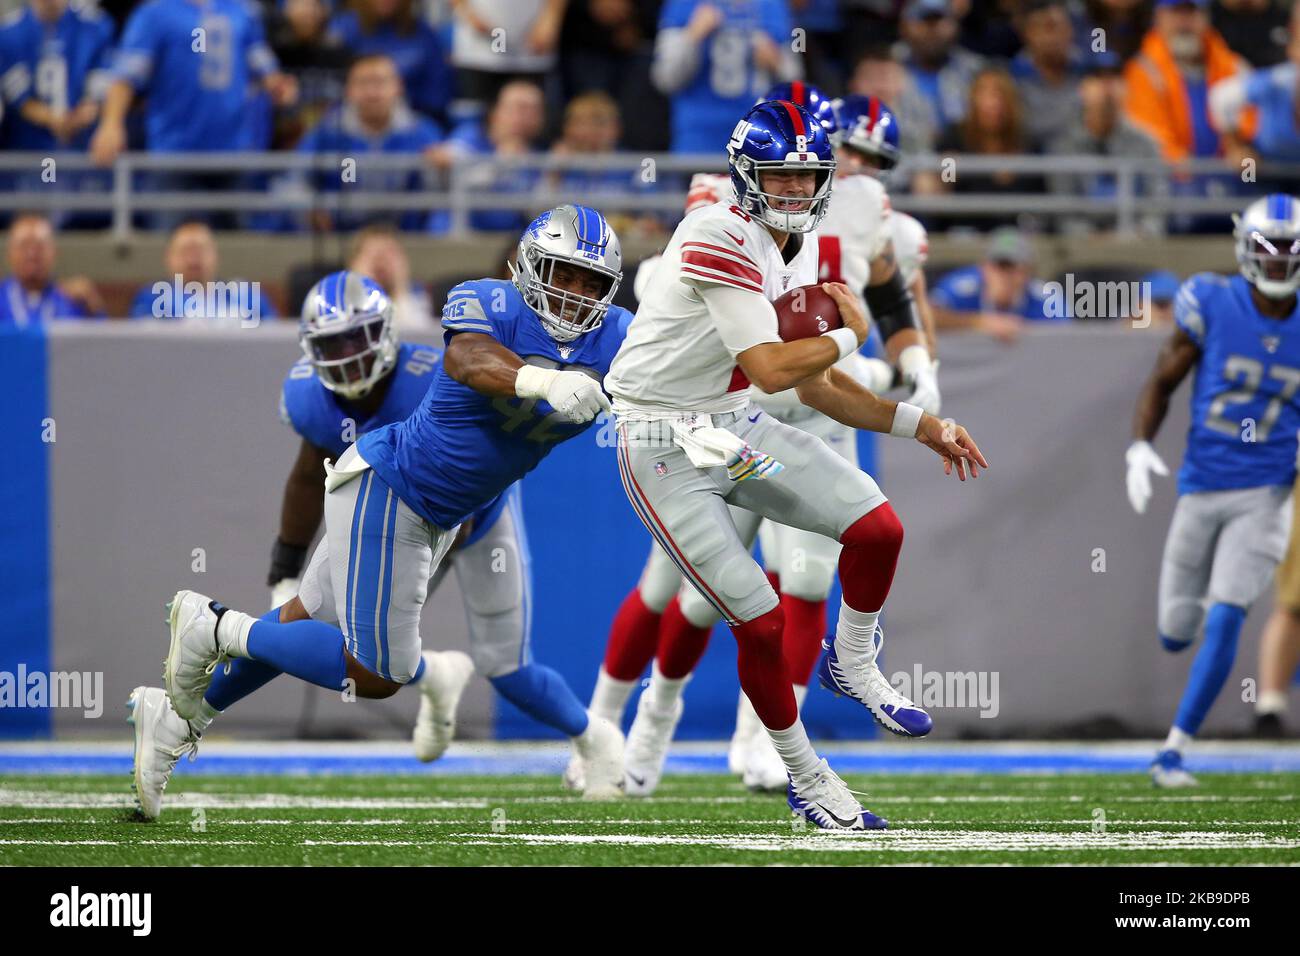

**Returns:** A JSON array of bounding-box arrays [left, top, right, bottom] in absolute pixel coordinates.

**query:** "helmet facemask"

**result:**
[[732, 154, 835, 234], [1235, 221, 1300, 300], [511, 250, 621, 343], [301, 314, 397, 399]]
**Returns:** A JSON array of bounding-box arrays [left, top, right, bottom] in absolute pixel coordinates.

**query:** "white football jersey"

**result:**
[[816, 174, 892, 300], [891, 210, 929, 287], [607, 200, 819, 416]]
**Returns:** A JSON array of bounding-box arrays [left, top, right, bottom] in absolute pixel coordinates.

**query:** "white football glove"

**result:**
[[515, 364, 611, 424], [1125, 440, 1169, 514], [899, 345, 941, 416], [270, 576, 300, 611]]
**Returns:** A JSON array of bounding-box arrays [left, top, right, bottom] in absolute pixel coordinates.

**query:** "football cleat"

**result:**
[[127, 685, 201, 821], [574, 713, 625, 801], [1254, 712, 1286, 739], [412, 650, 475, 762], [741, 729, 788, 792], [788, 759, 887, 831], [817, 628, 932, 737], [727, 726, 754, 777], [1150, 749, 1199, 788], [164, 590, 227, 720], [562, 752, 585, 792], [622, 693, 684, 797]]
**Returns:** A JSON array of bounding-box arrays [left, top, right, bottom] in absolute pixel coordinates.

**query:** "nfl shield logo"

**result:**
[[654, 461, 668, 477], [558, 345, 573, 359], [1263, 335, 1281, 354]]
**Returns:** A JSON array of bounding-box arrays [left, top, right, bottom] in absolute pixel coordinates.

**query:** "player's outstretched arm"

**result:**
[[445, 330, 610, 424], [1126, 326, 1199, 512]]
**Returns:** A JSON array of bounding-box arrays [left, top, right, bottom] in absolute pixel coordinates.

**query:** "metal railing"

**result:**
[[1, 150, 1297, 238]]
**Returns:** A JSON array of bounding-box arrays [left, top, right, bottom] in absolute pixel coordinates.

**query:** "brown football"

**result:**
[[772, 284, 843, 342]]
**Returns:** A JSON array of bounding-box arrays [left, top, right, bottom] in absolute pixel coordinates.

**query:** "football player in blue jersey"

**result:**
[[131, 207, 631, 817], [1127, 194, 1300, 786]]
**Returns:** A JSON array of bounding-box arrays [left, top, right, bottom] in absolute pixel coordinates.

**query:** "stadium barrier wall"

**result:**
[[2, 322, 1268, 741]]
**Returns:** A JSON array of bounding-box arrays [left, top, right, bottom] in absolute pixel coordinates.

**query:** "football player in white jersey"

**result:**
[[603, 100, 986, 830], [574, 89, 948, 794]]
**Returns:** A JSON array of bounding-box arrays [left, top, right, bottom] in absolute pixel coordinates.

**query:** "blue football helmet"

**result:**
[[758, 81, 839, 138], [299, 270, 397, 398], [832, 94, 901, 171], [1233, 193, 1300, 299], [727, 100, 836, 234], [510, 204, 623, 342]]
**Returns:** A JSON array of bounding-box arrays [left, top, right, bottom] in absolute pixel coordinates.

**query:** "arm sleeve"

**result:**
[[113, 7, 160, 91], [1174, 277, 1207, 346], [696, 282, 781, 358]]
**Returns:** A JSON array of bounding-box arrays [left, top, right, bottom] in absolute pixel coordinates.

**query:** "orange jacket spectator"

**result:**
[[1124, 26, 1256, 161]]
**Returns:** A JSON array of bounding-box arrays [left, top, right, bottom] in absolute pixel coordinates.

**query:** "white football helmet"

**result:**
[[298, 270, 397, 398], [1233, 194, 1300, 299], [510, 204, 622, 343]]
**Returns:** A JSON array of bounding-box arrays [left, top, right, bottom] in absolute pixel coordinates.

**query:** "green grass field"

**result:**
[[3, 772, 1299, 865]]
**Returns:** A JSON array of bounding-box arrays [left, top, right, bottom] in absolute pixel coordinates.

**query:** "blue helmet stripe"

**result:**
[[574, 205, 603, 255], [1269, 193, 1291, 224]]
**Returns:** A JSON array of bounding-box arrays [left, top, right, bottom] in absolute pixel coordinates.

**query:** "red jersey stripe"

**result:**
[[681, 248, 764, 286], [680, 266, 763, 294]]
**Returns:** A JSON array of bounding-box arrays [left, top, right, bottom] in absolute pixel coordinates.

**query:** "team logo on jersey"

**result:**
[[654, 461, 668, 477], [1263, 335, 1281, 354], [558, 345, 573, 359]]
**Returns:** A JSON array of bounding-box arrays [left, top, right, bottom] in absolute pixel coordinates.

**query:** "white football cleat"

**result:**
[[575, 713, 625, 800], [412, 650, 475, 762], [164, 590, 227, 720], [741, 729, 788, 792], [1150, 749, 1199, 788], [788, 758, 887, 831], [622, 693, 683, 797], [127, 685, 201, 821], [728, 726, 755, 776], [562, 752, 585, 791]]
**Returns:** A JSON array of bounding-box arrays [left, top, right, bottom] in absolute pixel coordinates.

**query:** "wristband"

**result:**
[[823, 327, 859, 362], [268, 537, 308, 587], [890, 402, 924, 438]]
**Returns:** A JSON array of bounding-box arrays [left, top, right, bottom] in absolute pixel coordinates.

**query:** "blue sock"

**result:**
[[204, 608, 285, 711], [244, 615, 348, 691], [490, 664, 589, 737], [1173, 603, 1247, 736]]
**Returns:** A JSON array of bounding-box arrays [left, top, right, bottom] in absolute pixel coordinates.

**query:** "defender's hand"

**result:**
[[1125, 440, 1169, 514], [822, 282, 869, 346], [516, 365, 611, 424], [916, 414, 988, 481]]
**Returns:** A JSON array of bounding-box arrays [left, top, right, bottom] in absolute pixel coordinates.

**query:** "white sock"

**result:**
[[215, 608, 256, 657], [590, 668, 636, 724], [191, 698, 219, 734], [835, 600, 880, 657], [648, 661, 688, 712], [734, 692, 763, 742], [767, 720, 821, 777], [1164, 726, 1193, 753], [1257, 690, 1288, 716]]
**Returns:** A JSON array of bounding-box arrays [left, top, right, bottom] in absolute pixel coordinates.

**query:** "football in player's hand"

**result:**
[[772, 284, 843, 342]]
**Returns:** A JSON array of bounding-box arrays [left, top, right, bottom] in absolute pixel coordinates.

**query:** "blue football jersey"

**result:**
[[281, 340, 510, 546], [112, 0, 277, 152], [358, 279, 633, 530], [1175, 273, 1300, 493], [0, 5, 114, 151]]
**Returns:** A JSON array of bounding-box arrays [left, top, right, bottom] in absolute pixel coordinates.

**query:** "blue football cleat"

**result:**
[[1150, 748, 1198, 788], [787, 759, 888, 831], [818, 629, 933, 737]]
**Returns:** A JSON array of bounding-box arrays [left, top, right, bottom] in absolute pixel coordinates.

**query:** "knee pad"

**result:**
[[1159, 596, 1204, 648]]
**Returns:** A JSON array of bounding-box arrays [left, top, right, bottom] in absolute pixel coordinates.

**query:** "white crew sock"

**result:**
[[835, 600, 880, 657], [590, 668, 637, 724], [1163, 726, 1193, 753], [214, 608, 256, 658], [767, 720, 821, 777], [1257, 690, 1288, 716], [648, 661, 689, 712]]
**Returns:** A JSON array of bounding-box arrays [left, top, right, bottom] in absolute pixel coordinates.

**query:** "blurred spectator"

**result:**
[[347, 223, 435, 333], [789, 0, 849, 91], [0, 0, 113, 153], [328, 0, 452, 122], [1011, 0, 1084, 151], [652, 0, 799, 153], [847, 45, 937, 155], [1072, 0, 1151, 68], [129, 221, 279, 322], [1139, 269, 1180, 326], [0, 213, 102, 324], [1048, 59, 1164, 234], [293, 55, 445, 232], [841, 0, 906, 54], [1211, 1, 1300, 177], [90, 0, 298, 230], [917, 67, 1047, 231], [930, 227, 1058, 341], [557, 0, 669, 152], [959, 0, 1022, 60], [268, 0, 353, 148], [895, 0, 984, 135], [428, 79, 545, 231], [450, 0, 567, 112], [1123, 0, 1255, 164], [1212, 0, 1291, 68]]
